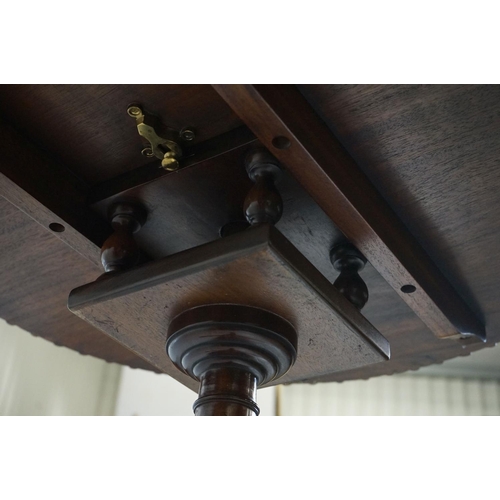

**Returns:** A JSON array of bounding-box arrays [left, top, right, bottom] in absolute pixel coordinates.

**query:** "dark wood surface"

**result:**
[[90, 146, 257, 259], [0, 197, 158, 372], [213, 84, 484, 342], [330, 242, 369, 310], [297, 84, 500, 382], [88, 125, 257, 204], [0, 84, 242, 184], [0, 116, 110, 266], [1, 84, 500, 386], [299, 84, 500, 325], [68, 225, 390, 388]]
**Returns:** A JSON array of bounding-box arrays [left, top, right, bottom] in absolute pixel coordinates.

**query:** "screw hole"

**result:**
[[401, 285, 416, 294], [127, 104, 143, 118], [272, 136, 291, 150], [49, 223, 65, 233], [180, 127, 196, 141]]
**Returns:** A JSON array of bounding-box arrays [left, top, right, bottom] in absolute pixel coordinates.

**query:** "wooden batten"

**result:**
[[212, 84, 485, 342]]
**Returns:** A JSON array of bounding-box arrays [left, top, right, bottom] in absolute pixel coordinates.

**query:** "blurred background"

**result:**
[[1, 318, 499, 416]]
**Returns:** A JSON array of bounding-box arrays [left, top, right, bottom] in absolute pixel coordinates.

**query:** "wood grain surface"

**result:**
[[213, 84, 484, 342], [69, 225, 390, 388], [0, 197, 158, 372], [1, 84, 500, 385], [0, 84, 242, 184], [0, 116, 110, 265], [298, 84, 500, 382]]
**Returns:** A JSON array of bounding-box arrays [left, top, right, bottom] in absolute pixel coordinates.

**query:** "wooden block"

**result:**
[[68, 225, 390, 390]]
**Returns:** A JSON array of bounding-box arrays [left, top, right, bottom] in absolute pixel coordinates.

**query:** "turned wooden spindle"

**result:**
[[100, 203, 147, 273], [243, 147, 283, 226], [330, 242, 369, 310], [166, 304, 297, 416]]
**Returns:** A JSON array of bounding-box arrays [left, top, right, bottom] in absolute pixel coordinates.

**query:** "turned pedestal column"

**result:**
[[166, 304, 297, 416]]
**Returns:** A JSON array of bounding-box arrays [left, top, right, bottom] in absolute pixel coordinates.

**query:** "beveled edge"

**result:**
[[68, 224, 273, 310]]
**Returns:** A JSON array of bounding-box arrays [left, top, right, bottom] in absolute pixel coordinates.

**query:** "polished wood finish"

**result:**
[[167, 304, 297, 416], [330, 242, 369, 310], [243, 147, 283, 226], [2, 84, 500, 386], [212, 84, 485, 342], [100, 203, 147, 272], [68, 225, 390, 389], [195, 368, 258, 416]]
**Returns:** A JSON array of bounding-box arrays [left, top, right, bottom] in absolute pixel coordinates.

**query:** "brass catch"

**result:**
[[127, 105, 192, 171]]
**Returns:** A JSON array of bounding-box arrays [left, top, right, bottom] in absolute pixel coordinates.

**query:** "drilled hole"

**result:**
[[272, 136, 291, 150], [401, 285, 416, 294], [49, 223, 65, 233]]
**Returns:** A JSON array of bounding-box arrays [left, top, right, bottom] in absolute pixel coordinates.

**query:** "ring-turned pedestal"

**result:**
[[166, 304, 297, 416]]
